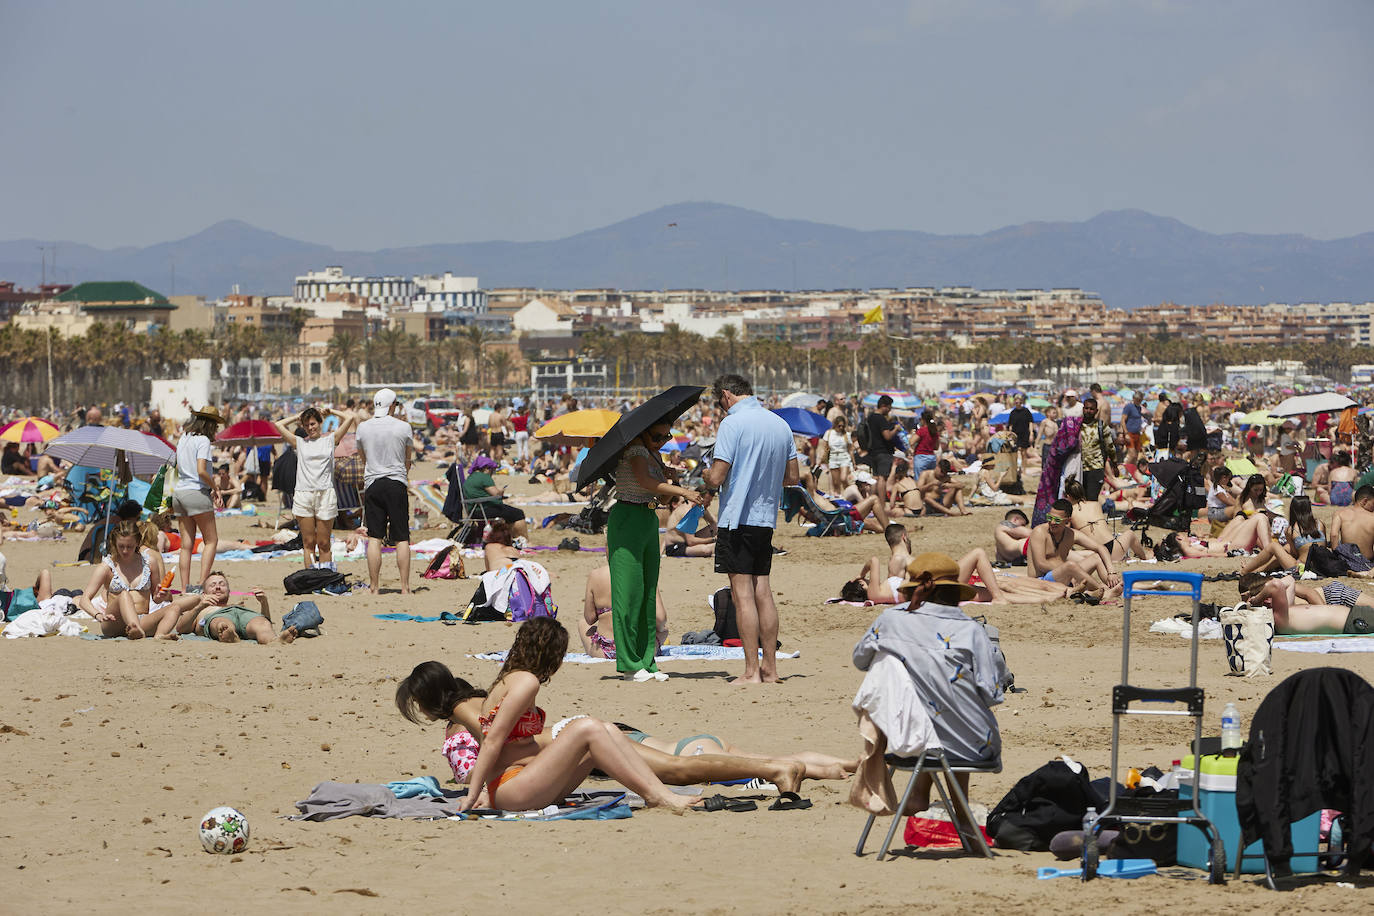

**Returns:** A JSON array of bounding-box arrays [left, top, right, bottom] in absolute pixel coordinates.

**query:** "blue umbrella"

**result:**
[[772, 407, 832, 437], [861, 390, 922, 410], [990, 410, 1045, 425]]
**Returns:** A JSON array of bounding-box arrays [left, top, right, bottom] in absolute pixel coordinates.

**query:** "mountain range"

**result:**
[[2, 203, 1372, 309]]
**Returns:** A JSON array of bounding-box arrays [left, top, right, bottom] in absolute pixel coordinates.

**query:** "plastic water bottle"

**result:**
[[1083, 806, 1097, 836], [1221, 702, 1242, 750]]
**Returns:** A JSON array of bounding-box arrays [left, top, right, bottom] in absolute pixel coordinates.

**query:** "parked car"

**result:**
[[406, 397, 463, 431]]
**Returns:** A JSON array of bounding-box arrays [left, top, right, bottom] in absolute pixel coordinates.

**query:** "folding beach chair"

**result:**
[[443, 461, 503, 544], [333, 453, 364, 530], [781, 486, 860, 537], [855, 749, 1001, 861]]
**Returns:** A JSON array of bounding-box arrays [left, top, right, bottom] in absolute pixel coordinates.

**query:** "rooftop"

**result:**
[[55, 281, 169, 305]]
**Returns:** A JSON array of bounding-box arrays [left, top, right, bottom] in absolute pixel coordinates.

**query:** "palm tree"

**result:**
[[264, 330, 298, 394], [489, 348, 514, 390], [462, 325, 493, 389], [326, 331, 363, 393]]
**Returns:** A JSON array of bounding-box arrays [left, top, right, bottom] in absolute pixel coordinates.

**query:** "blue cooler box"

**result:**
[[1178, 753, 1321, 873]]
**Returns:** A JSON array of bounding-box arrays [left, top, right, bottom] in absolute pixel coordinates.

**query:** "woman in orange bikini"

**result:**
[[454, 618, 699, 813]]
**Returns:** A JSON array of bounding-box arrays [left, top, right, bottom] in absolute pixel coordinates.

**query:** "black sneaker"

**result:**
[[772, 546, 788, 556]]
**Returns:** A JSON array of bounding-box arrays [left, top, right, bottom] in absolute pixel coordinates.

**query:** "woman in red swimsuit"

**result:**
[[456, 618, 699, 813]]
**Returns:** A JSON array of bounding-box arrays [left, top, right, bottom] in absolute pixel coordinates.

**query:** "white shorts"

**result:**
[[292, 487, 338, 521]]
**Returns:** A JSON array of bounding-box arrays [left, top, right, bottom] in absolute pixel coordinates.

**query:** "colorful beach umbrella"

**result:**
[[862, 390, 922, 410], [0, 417, 60, 444], [659, 434, 692, 453]]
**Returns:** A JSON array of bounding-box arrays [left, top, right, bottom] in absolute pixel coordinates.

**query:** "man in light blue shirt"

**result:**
[[704, 374, 800, 684]]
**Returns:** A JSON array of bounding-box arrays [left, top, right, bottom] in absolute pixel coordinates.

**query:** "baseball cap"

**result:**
[[373, 388, 398, 418], [1063, 388, 1079, 398]]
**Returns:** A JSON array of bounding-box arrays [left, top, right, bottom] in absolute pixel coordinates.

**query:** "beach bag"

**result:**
[[1273, 473, 1298, 497], [508, 567, 556, 622], [422, 544, 466, 580], [1221, 602, 1274, 678], [904, 808, 993, 850], [283, 568, 346, 595], [987, 758, 1103, 851], [1305, 544, 1349, 578], [459, 581, 505, 622], [143, 464, 170, 513]]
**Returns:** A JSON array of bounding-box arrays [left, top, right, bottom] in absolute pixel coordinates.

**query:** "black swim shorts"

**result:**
[[364, 478, 410, 544], [714, 525, 774, 577]]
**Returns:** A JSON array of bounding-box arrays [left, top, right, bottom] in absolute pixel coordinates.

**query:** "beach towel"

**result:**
[[468, 645, 803, 663], [1033, 416, 1082, 526], [290, 781, 634, 821]]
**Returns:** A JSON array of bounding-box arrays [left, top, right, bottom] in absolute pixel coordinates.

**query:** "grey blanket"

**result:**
[[292, 781, 470, 820]]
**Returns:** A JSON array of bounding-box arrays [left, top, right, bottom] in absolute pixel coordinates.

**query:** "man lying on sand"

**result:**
[[177, 571, 297, 644], [1238, 573, 1374, 635]]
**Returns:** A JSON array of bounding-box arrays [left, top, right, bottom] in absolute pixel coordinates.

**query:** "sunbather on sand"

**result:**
[[1027, 499, 1122, 602], [993, 509, 1033, 566], [396, 659, 847, 795], [175, 571, 298, 644], [842, 525, 915, 602], [913, 459, 971, 516], [579, 563, 667, 660], [1064, 479, 1149, 562], [1238, 573, 1374, 635], [75, 520, 200, 640], [397, 623, 706, 813], [799, 472, 887, 534], [663, 494, 716, 558]]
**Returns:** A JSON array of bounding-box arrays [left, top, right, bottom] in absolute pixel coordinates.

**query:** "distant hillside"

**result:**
[[3, 204, 1372, 308]]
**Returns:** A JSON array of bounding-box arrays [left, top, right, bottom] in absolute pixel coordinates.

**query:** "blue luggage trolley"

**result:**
[[1082, 570, 1226, 884]]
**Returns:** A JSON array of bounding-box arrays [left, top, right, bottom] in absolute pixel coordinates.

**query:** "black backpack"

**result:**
[[987, 759, 1105, 851], [710, 587, 740, 642], [283, 568, 346, 595], [855, 416, 873, 453]]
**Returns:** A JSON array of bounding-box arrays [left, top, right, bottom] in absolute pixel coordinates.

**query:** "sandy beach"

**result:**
[[3, 466, 1372, 914]]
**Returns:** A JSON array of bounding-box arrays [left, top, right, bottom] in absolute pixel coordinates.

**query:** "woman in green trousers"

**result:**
[[609, 422, 707, 682]]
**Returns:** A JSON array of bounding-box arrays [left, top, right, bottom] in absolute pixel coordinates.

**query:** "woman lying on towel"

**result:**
[[396, 653, 831, 802], [400, 619, 700, 813]]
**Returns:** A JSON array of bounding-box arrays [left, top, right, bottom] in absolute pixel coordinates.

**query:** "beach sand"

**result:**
[[3, 468, 1371, 913]]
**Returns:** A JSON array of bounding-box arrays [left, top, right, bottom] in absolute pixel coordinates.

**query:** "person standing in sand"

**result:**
[[357, 388, 415, 595], [703, 374, 800, 685]]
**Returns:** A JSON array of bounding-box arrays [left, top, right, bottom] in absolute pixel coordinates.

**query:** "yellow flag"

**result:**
[[861, 304, 884, 325]]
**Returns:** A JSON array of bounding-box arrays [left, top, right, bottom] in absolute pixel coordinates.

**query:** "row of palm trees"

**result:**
[[1, 317, 1368, 412]]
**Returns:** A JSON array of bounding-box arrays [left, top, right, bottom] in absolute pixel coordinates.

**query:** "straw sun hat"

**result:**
[[898, 552, 978, 602], [190, 405, 226, 425]]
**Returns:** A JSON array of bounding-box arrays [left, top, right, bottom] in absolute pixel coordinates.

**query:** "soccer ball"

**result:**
[[199, 806, 250, 854]]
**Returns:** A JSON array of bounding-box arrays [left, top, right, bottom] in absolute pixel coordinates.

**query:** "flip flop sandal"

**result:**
[[703, 795, 758, 812], [768, 791, 813, 811]]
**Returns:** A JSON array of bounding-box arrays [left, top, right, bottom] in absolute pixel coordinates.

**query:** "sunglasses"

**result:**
[[1046, 515, 1067, 525]]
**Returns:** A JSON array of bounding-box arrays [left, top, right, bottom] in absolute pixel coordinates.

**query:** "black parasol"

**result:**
[[574, 385, 706, 490]]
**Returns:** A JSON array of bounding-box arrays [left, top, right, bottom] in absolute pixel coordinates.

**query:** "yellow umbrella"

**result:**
[[1226, 458, 1260, 477], [534, 409, 622, 447]]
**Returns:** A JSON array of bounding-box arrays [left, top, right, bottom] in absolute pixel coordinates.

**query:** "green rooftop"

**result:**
[[56, 281, 170, 305]]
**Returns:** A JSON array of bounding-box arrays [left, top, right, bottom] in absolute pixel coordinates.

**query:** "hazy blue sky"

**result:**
[[3, 0, 1371, 249]]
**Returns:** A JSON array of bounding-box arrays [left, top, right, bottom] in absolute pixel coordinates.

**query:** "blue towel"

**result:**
[[374, 612, 461, 623], [386, 776, 443, 799]]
